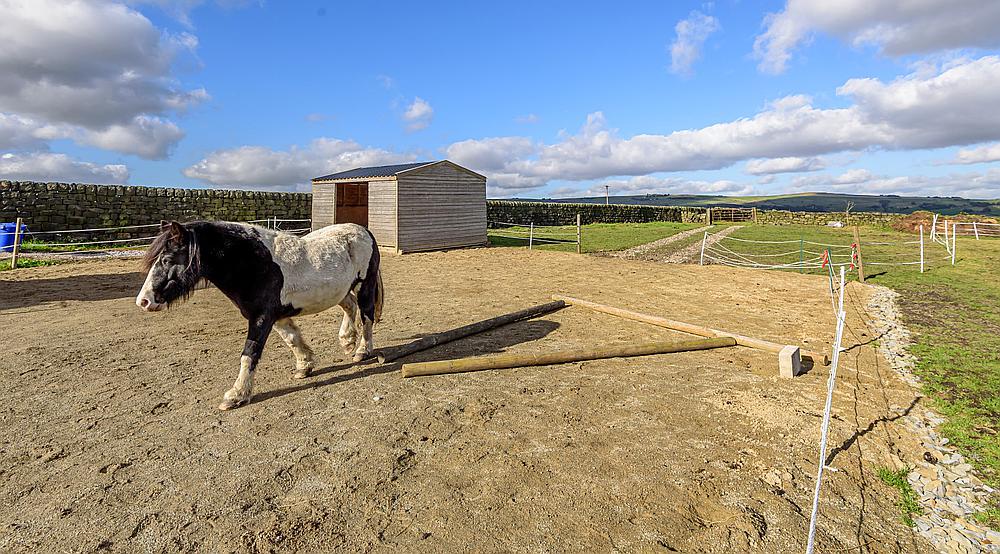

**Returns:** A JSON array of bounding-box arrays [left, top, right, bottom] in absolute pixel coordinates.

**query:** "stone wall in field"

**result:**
[[0, 181, 311, 235], [487, 200, 708, 225], [755, 209, 905, 227]]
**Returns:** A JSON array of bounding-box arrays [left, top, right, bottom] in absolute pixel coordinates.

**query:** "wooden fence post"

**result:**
[[752, 206, 758, 224], [706, 207, 713, 225], [973, 222, 979, 240], [931, 213, 938, 240], [528, 222, 534, 250], [9, 217, 23, 269], [852, 226, 865, 283], [576, 213, 581, 254]]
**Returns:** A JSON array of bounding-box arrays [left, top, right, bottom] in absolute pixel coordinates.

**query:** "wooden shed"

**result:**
[[311, 160, 487, 253]]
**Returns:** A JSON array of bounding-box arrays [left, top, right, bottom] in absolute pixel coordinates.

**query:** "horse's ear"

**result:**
[[162, 220, 184, 241]]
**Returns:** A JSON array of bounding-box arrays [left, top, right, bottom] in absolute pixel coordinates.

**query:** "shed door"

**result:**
[[335, 182, 369, 227]]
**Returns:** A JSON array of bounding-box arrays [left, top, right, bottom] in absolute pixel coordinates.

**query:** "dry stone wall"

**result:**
[[0, 181, 310, 236], [487, 200, 708, 225]]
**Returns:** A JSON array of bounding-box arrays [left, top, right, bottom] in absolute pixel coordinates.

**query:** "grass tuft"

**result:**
[[877, 466, 922, 527], [0, 257, 60, 271]]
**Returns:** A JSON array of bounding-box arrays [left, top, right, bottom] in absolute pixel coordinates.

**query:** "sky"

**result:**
[[3, 0, 1000, 200]]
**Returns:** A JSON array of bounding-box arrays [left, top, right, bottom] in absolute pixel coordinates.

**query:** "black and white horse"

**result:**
[[135, 220, 383, 410]]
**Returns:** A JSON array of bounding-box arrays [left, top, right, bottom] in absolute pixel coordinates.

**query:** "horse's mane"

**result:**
[[141, 223, 202, 279]]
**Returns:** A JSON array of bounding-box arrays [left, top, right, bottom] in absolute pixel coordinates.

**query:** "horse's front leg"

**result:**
[[219, 314, 274, 411]]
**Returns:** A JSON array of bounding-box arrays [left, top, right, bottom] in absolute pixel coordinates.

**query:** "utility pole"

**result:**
[[605, 185, 610, 205]]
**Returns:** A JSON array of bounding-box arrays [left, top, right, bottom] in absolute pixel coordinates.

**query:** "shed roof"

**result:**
[[312, 161, 435, 182]]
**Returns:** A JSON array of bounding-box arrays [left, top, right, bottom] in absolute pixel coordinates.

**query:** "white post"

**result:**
[[699, 231, 708, 265], [951, 222, 957, 265], [931, 213, 938, 240], [973, 222, 980, 240], [919, 225, 924, 274], [944, 220, 950, 252], [576, 213, 582, 254], [528, 222, 534, 250]]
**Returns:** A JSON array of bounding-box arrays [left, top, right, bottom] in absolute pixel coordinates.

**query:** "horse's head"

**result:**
[[135, 220, 202, 312]]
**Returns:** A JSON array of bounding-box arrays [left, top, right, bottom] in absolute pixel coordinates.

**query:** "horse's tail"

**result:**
[[358, 228, 383, 325]]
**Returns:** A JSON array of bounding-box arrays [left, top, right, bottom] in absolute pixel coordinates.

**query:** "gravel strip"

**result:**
[[666, 225, 743, 264], [867, 285, 1000, 552], [607, 225, 714, 261]]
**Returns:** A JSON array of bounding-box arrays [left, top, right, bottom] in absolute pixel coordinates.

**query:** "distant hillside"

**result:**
[[514, 192, 1000, 216]]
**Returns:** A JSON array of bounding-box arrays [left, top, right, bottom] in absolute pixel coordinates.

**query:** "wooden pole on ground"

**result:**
[[552, 294, 830, 366], [852, 226, 865, 283], [9, 217, 23, 269], [401, 337, 737, 378], [376, 300, 567, 364], [576, 213, 582, 254]]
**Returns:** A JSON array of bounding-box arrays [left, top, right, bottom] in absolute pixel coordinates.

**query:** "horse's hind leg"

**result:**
[[353, 315, 374, 363], [338, 294, 359, 355], [274, 318, 315, 379]]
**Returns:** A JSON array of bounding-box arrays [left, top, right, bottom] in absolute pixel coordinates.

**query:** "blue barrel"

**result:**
[[0, 222, 28, 252]]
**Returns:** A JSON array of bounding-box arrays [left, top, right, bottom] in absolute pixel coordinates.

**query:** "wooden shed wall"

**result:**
[[311, 183, 336, 230], [395, 163, 487, 252], [367, 180, 397, 248]]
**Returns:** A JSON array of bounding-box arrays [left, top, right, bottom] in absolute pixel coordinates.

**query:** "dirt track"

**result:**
[[0, 248, 932, 552]]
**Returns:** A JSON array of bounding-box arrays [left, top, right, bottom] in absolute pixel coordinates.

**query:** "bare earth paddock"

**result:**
[[0, 248, 934, 552]]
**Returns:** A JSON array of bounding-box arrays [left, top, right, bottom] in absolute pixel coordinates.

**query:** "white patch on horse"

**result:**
[[135, 266, 165, 311], [274, 318, 314, 378], [220, 355, 255, 410], [252, 223, 374, 316]]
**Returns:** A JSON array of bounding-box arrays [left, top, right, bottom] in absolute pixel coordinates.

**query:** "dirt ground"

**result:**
[[0, 248, 934, 553]]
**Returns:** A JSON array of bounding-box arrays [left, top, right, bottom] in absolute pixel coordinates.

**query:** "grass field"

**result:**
[[488, 221, 701, 253], [874, 234, 1000, 527]]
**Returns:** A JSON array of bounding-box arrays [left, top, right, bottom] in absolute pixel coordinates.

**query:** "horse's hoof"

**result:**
[[218, 398, 247, 411], [352, 352, 370, 363], [292, 369, 311, 379]]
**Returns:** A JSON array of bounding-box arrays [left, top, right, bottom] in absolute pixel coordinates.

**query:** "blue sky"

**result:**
[[3, 1, 1000, 199]]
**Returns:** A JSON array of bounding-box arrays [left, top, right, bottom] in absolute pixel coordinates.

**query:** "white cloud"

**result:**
[[790, 168, 1000, 199], [754, 0, 1000, 74], [183, 138, 415, 189], [402, 97, 433, 131], [515, 114, 540, 124], [745, 156, 826, 175], [0, 0, 207, 158], [952, 142, 1000, 165], [444, 56, 1000, 194], [670, 11, 720, 76], [0, 152, 128, 183]]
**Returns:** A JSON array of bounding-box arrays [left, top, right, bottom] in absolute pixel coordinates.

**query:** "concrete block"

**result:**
[[779, 345, 802, 378]]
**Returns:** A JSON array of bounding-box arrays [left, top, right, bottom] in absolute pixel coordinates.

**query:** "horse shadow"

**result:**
[[0, 271, 145, 311], [253, 319, 561, 405]]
